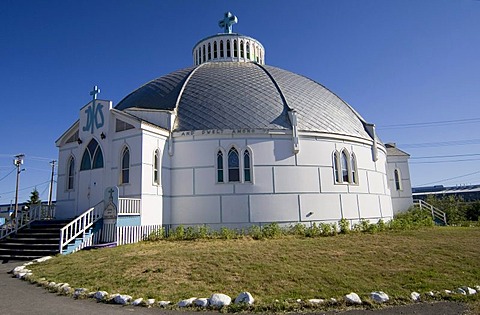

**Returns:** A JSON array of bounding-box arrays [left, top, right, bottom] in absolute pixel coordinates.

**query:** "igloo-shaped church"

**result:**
[[55, 13, 413, 245]]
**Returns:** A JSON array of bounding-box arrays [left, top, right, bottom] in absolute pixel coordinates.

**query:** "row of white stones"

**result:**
[[10, 257, 480, 309]]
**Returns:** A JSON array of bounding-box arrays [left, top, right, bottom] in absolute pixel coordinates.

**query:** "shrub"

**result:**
[[220, 227, 238, 240], [146, 227, 165, 241], [339, 218, 350, 234], [249, 225, 263, 240], [262, 222, 283, 238], [289, 223, 306, 236], [305, 222, 321, 238]]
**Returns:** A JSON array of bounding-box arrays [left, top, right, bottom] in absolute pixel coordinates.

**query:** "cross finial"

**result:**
[[218, 12, 238, 34], [90, 85, 100, 100]]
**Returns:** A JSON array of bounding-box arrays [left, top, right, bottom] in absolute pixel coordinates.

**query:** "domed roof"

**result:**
[[116, 62, 372, 140]]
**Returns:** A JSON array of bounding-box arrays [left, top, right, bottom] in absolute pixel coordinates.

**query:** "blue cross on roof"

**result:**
[[90, 85, 100, 101], [219, 12, 238, 34]]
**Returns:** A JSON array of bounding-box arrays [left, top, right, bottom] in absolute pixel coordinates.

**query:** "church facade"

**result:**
[[55, 13, 413, 233]]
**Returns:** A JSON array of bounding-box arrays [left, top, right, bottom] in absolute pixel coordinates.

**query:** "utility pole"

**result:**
[[13, 154, 25, 223], [48, 160, 56, 206]]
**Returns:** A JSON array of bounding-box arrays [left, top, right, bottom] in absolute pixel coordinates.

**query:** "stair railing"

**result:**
[[413, 199, 447, 225], [0, 204, 56, 241], [59, 201, 104, 254]]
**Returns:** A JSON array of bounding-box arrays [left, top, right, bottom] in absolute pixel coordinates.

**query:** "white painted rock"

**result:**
[[234, 292, 255, 305], [23, 262, 33, 266], [308, 299, 324, 304], [94, 291, 108, 300], [475, 285, 480, 292], [178, 297, 196, 307], [16, 272, 27, 279], [114, 294, 132, 305], [209, 293, 231, 307], [296, 299, 302, 303], [330, 298, 337, 303], [411, 292, 421, 301], [370, 291, 389, 303], [146, 299, 155, 306], [12, 266, 26, 275], [444, 290, 452, 294], [73, 288, 88, 298], [462, 287, 477, 295], [34, 256, 52, 263], [158, 300, 170, 307], [132, 298, 143, 306], [345, 292, 362, 304], [194, 298, 209, 307], [427, 291, 435, 296]]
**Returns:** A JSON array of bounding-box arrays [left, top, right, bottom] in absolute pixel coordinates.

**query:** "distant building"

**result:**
[[413, 185, 480, 202]]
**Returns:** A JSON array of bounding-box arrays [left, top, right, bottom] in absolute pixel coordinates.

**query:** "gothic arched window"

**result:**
[[217, 150, 224, 183], [228, 148, 240, 182], [394, 169, 402, 191], [67, 156, 75, 190], [243, 150, 251, 182], [341, 151, 349, 183], [153, 149, 160, 185], [351, 153, 358, 184], [333, 151, 340, 183], [80, 139, 103, 171], [121, 147, 130, 184], [226, 40, 231, 57]]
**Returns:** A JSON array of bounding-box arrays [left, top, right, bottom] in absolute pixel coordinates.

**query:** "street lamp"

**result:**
[[13, 154, 25, 224]]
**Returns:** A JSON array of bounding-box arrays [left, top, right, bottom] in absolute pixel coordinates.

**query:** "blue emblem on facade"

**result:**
[[83, 86, 105, 134]]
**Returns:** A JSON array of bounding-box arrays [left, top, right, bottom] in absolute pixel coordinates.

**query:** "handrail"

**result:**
[[59, 201, 104, 254], [0, 204, 55, 241], [413, 199, 447, 225], [118, 198, 141, 215]]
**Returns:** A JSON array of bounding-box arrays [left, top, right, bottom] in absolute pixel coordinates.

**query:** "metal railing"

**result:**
[[413, 199, 447, 225], [0, 204, 55, 241], [59, 201, 103, 254]]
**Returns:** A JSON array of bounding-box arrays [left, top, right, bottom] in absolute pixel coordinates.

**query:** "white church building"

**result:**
[[55, 13, 413, 241]]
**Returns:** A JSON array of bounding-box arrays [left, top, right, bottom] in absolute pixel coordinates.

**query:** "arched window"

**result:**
[[202, 45, 206, 62], [240, 40, 244, 58], [153, 149, 160, 185], [220, 40, 224, 58], [394, 169, 402, 191], [226, 40, 231, 57], [246, 42, 250, 59], [233, 40, 238, 57], [213, 41, 217, 58], [67, 156, 75, 190], [121, 147, 130, 184], [80, 139, 103, 171], [208, 43, 211, 60], [333, 151, 339, 183], [228, 148, 240, 182], [351, 154, 358, 184], [243, 150, 251, 182], [341, 151, 349, 183], [217, 150, 224, 183]]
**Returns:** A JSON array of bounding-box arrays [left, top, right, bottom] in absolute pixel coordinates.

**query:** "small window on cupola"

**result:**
[[213, 41, 217, 58], [227, 40, 231, 57], [220, 40, 224, 58]]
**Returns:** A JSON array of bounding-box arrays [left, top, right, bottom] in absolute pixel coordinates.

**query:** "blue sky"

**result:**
[[1, 0, 479, 204]]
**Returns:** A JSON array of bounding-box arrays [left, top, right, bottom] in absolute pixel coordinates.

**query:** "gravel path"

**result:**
[[0, 260, 470, 315]]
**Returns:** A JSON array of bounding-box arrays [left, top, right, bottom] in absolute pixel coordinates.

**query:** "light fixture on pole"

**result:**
[[13, 154, 25, 223]]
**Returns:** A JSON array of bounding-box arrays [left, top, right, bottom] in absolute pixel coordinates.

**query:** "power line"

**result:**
[[417, 170, 480, 187], [378, 117, 480, 130], [400, 139, 480, 149], [411, 153, 480, 160], [0, 168, 16, 182], [410, 158, 480, 164]]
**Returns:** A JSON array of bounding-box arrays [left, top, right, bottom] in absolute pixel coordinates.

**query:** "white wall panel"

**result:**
[[195, 168, 234, 195], [221, 195, 249, 223], [341, 194, 360, 219], [299, 194, 342, 221], [170, 169, 194, 196], [358, 194, 382, 218], [247, 138, 295, 165], [250, 194, 299, 222], [274, 167, 320, 193], [171, 196, 220, 224]]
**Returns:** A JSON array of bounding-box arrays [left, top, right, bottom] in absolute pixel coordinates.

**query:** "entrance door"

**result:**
[[77, 138, 105, 216]]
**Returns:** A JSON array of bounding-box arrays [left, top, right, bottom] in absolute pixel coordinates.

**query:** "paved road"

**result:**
[[0, 261, 469, 315]]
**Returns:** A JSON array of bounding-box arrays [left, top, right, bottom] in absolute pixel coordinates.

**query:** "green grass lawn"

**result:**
[[29, 227, 480, 311]]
